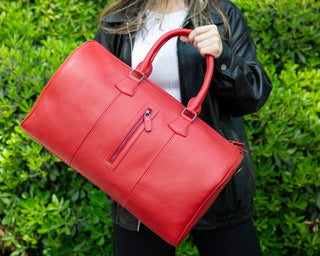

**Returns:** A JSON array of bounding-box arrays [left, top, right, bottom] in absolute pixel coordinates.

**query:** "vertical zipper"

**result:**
[[110, 109, 152, 163]]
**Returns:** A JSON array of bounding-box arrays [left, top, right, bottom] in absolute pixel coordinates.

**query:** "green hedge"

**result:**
[[0, 0, 319, 255], [234, 0, 320, 255]]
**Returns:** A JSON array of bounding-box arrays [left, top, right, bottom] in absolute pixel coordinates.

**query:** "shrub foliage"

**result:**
[[0, 0, 319, 255]]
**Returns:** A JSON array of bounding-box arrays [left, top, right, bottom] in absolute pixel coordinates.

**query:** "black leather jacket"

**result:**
[[94, 0, 273, 231]]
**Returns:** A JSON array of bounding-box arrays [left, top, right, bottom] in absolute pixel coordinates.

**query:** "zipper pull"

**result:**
[[230, 141, 249, 153], [233, 167, 243, 177], [137, 220, 141, 232], [144, 109, 152, 132]]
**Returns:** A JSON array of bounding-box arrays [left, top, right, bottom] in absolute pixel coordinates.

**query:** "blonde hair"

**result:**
[[99, 0, 231, 40]]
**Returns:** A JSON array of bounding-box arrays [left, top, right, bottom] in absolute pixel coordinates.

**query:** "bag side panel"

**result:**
[[123, 119, 243, 245], [21, 42, 131, 164]]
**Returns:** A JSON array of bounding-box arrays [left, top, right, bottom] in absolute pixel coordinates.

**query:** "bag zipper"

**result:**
[[110, 109, 152, 163], [230, 141, 248, 153]]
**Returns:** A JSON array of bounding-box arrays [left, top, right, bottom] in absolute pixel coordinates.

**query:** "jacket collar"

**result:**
[[101, 4, 140, 24], [101, 12, 130, 23]]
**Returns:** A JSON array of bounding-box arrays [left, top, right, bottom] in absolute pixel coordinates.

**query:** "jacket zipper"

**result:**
[[181, 19, 191, 29], [137, 220, 141, 232], [110, 109, 152, 163], [126, 22, 133, 58]]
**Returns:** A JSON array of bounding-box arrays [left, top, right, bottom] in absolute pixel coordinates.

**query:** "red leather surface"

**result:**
[[21, 29, 243, 246]]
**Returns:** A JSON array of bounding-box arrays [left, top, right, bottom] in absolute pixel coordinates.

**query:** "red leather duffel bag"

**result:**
[[21, 29, 244, 246]]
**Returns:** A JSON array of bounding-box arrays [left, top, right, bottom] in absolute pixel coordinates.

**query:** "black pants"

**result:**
[[113, 220, 263, 256]]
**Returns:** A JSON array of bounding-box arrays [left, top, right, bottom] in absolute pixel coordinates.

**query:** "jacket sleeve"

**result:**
[[212, 4, 273, 117]]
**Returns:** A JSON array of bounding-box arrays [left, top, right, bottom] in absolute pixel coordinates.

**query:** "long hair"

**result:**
[[99, 0, 231, 40]]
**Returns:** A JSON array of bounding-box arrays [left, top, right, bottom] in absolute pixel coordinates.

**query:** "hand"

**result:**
[[180, 25, 223, 58]]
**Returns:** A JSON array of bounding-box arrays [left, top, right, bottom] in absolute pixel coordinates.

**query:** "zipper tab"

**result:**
[[109, 109, 152, 163], [230, 141, 248, 153], [144, 109, 152, 132], [230, 141, 245, 147]]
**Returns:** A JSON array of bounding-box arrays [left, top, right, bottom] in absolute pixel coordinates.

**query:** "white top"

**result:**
[[132, 9, 187, 102]]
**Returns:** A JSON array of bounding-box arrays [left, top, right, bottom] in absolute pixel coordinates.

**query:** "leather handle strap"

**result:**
[[135, 28, 214, 116]]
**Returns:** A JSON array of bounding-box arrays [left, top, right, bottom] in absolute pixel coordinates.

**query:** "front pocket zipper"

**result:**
[[109, 109, 152, 163]]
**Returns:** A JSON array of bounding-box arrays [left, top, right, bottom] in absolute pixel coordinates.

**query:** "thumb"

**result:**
[[180, 36, 191, 43]]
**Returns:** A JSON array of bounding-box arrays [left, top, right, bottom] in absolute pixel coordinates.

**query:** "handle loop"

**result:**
[[135, 29, 214, 116]]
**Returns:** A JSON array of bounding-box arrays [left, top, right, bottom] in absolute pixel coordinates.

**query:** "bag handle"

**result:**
[[135, 29, 214, 116]]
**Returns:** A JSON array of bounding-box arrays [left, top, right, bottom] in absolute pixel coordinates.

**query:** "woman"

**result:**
[[94, 0, 272, 255]]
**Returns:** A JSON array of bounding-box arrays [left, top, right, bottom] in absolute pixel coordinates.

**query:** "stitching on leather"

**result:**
[[70, 92, 121, 166], [174, 152, 243, 246], [232, 30, 250, 54], [121, 133, 176, 207], [21, 42, 94, 127]]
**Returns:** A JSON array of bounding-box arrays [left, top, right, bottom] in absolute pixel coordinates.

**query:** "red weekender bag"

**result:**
[[21, 29, 243, 246]]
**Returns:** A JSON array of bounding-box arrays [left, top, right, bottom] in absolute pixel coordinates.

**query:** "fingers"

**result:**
[[180, 25, 223, 58], [179, 36, 190, 43]]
